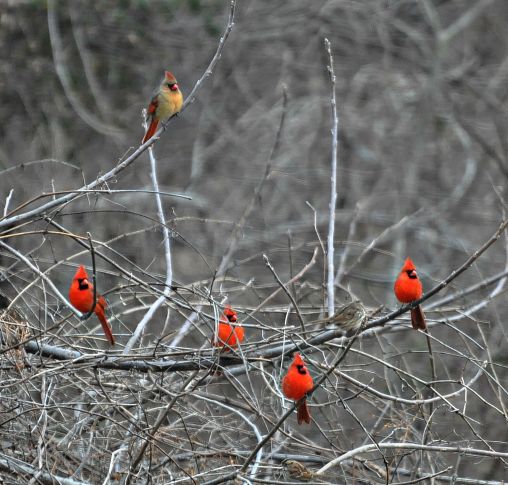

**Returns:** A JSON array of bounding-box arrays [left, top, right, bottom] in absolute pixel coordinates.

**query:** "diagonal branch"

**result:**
[[365, 218, 508, 330]]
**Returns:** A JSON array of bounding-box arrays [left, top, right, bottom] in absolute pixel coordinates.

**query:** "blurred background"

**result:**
[[0, 0, 507, 483]]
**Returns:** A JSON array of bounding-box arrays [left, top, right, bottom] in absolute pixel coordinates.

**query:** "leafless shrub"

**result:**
[[0, 1, 508, 483]]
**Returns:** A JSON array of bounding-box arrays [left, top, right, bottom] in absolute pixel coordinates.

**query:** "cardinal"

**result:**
[[394, 257, 426, 330], [69, 265, 115, 346], [212, 305, 244, 349], [142, 71, 183, 143], [282, 353, 314, 424]]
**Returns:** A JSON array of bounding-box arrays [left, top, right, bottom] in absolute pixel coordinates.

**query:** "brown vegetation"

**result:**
[[0, 0, 507, 483]]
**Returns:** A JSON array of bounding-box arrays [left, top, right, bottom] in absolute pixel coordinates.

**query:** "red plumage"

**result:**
[[282, 353, 314, 424], [394, 257, 426, 330], [142, 119, 159, 144], [212, 305, 244, 349], [69, 265, 115, 346]]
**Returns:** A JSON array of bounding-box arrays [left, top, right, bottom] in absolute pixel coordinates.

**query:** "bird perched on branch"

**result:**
[[314, 300, 367, 333], [282, 353, 314, 424], [212, 305, 244, 349], [281, 459, 315, 481], [394, 257, 426, 330], [69, 265, 115, 346], [142, 70, 183, 143]]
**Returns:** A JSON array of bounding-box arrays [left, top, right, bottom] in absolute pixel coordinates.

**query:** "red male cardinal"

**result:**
[[69, 265, 115, 346], [212, 305, 244, 349], [394, 257, 426, 330], [282, 353, 314, 424], [142, 71, 183, 143]]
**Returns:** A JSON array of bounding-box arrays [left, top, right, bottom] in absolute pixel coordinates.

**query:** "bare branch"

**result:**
[[324, 38, 339, 317]]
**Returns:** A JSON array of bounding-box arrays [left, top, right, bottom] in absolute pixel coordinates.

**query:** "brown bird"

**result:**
[[281, 459, 314, 481], [315, 300, 367, 332]]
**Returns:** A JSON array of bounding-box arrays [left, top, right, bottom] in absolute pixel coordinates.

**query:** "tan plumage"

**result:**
[[142, 71, 183, 143], [314, 300, 367, 332], [281, 460, 315, 481]]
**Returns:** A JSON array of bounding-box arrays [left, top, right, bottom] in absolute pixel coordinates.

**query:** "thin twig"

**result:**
[[123, 124, 174, 354], [181, 1, 236, 111], [0, 240, 78, 316], [127, 370, 199, 480], [262, 254, 305, 331], [3, 189, 13, 218], [251, 247, 319, 316], [427, 267, 508, 309], [149, 0, 238, 143], [0, 453, 86, 485], [215, 85, 288, 278], [316, 442, 508, 475], [80, 232, 97, 321], [324, 38, 339, 317], [0, 2, 235, 232], [365, 218, 508, 330], [200, 328, 363, 485]]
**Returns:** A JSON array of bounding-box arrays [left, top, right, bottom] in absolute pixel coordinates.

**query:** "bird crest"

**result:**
[[74, 265, 89, 280], [401, 257, 416, 272], [164, 71, 177, 83], [223, 304, 237, 322], [292, 353, 305, 366]]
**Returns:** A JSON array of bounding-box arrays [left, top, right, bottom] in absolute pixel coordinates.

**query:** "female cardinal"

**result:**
[[69, 265, 115, 346], [394, 257, 426, 330], [212, 305, 244, 349], [282, 353, 314, 424], [142, 71, 183, 143]]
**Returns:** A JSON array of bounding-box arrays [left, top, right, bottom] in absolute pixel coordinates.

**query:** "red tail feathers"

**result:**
[[411, 305, 427, 330], [95, 297, 115, 346], [142, 119, 159, 143], [297, 399, 311, 424]]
